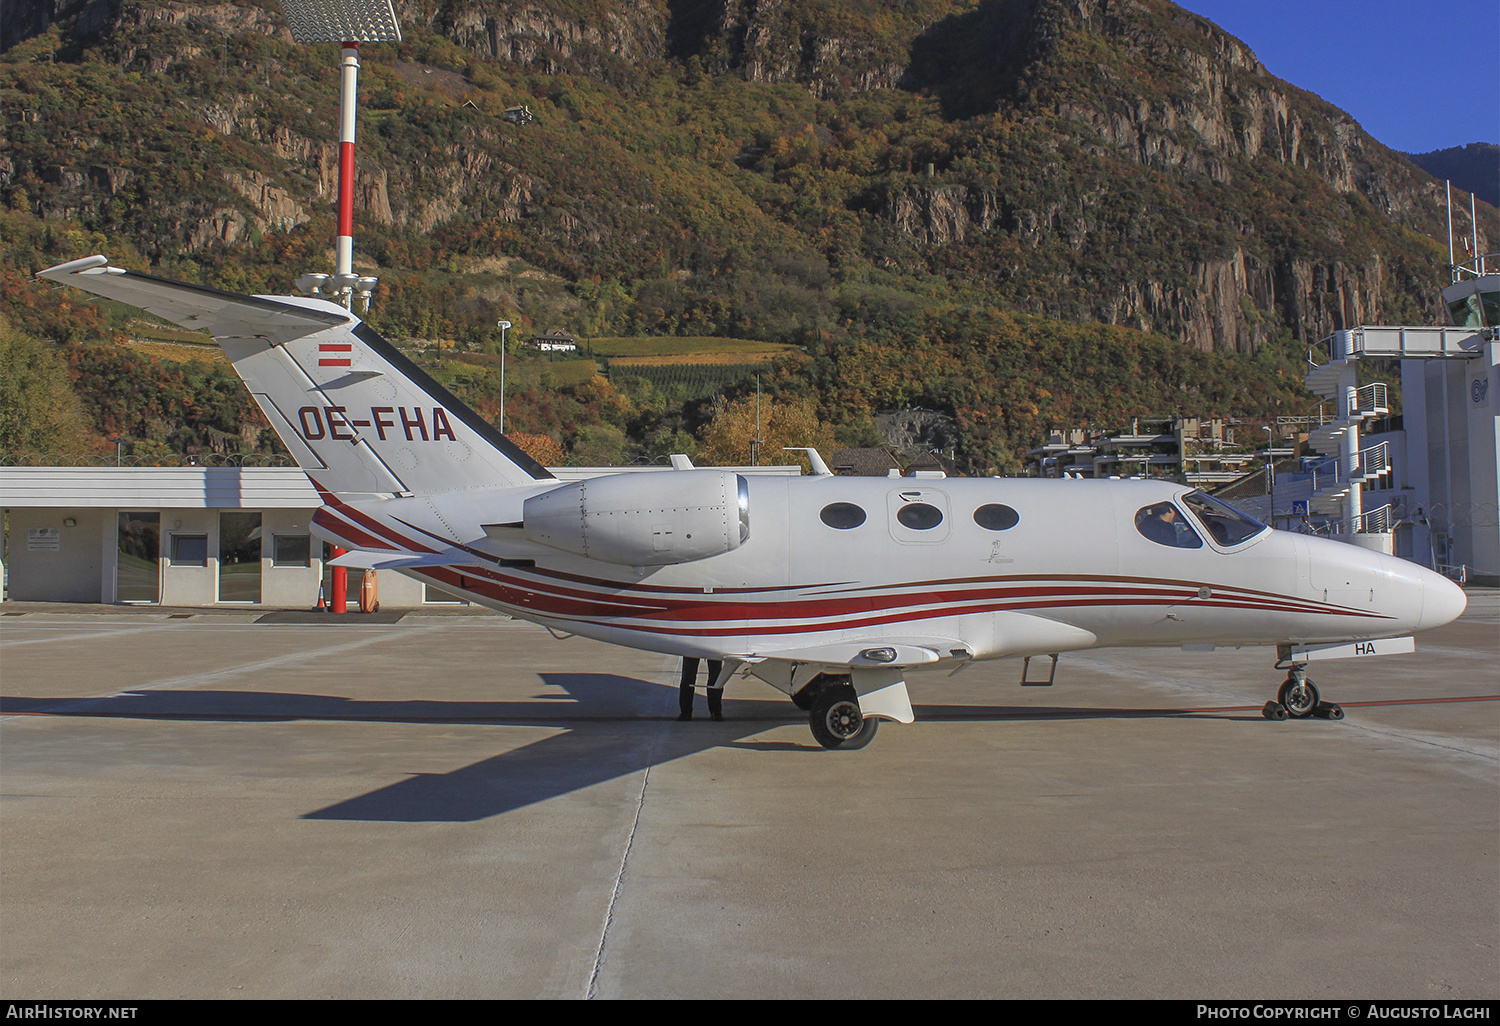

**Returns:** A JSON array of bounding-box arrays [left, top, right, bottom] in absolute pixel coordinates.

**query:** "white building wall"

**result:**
[[263, 510, 320, 607], [160, 509, 218, 606], [1402, 341, 1500, 585], [5, 508, 109, 602], [1465, 343, 1500, 584], [3, 465, 804, 607]]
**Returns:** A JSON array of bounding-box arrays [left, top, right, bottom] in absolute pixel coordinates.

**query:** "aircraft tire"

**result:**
[[809, 684, 877, 750], [1277, 679, 1320, 719]]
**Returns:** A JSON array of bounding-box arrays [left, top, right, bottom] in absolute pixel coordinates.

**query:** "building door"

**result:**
[[117, 512, 160, 603], [219, 512, 262, 603]]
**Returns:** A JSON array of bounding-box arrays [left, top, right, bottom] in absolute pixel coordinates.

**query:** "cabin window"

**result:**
[[1135, 503, 1203, 549], [820, 502, 867, 529], [973, 504, 1020, 531], [896, 502, 944, 531]]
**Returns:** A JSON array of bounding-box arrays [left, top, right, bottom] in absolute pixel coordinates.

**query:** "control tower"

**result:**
[[1303, 238, 1499, 586]]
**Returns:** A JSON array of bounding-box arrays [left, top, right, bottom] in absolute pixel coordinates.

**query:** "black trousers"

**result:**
[[679, 658, 724, 717]]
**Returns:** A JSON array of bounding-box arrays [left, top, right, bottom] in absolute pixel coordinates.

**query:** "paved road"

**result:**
[[2, 595, 1496, 998]]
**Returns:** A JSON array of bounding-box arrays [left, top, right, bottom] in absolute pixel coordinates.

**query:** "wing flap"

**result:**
[[733, 639, 968, 668]]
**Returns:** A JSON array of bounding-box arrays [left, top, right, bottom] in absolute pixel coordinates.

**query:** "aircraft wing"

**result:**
[[37, 255, 349, 345], [736, 639, 971, 668]]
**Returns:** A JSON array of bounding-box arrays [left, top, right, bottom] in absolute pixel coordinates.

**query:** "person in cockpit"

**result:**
[[1138, 503, 1186, 547]]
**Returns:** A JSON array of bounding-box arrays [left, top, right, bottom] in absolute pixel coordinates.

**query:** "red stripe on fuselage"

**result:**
[[415, 563, 1392, 636], [322, 494, 439, 554], [312, 508, 397, 551]]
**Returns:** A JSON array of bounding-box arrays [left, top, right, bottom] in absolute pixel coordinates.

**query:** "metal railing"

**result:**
[[1353, 440, 1390, 480], [1417, 502, 1500, 529], [1351, 504, 1393, 534], [1350, 381, 1388, 418], [1306, 455, 1343, 495], [1306, 329, 1361, 369], [1451, 252, 1499, 282], [0, 452, 296, 468]]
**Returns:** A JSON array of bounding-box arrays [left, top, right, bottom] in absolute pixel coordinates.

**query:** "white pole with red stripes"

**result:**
[[279, 2, 401, 611], [278, 1, 400, 309], [336, 41, 359, 281]]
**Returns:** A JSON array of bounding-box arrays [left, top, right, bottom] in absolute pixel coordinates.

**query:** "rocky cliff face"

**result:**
[[1, 0, 1484, 354], [879, 176, 1403, 352]]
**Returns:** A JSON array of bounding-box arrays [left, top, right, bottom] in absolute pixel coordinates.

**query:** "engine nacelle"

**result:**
[[522, 470, 750, 566]]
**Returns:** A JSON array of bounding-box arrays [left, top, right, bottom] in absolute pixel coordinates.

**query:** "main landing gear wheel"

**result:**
[[1277, 677, 1320, 719], [809, 684, 878, 750]]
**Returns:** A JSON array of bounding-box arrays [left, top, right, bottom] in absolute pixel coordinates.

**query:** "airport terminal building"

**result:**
[[0, 464, 801, 608], [1, 466, 355, 607]]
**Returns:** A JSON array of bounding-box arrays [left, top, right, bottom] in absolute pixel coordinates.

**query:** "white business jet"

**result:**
[[39, 256, 1467, 748]]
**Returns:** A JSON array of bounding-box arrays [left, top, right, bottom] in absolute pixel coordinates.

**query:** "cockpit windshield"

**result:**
[[1180, 491, 1268, 547]]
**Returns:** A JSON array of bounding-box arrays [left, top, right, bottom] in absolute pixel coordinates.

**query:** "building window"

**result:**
[[170, 535, 209, 566], [219, 512, 262, 603], [274, 535, 311, 567], [118, 513, 161, 603]]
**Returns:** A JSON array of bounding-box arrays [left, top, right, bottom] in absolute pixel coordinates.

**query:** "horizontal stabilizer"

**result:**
[[327, 549, 483, 570], [40, 255, 554, 496], [37, 256, 349, 344]]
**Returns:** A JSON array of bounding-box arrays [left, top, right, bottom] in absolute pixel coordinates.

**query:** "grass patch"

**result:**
[[587, 336, 797, 358], [607, 351, 792, 366], [606, 362, 768, 400]]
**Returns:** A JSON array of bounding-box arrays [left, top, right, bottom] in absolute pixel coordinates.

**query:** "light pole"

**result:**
[[497, 320, 511, 433], [1262, 425, 1275, 527], [279, 0, 400, 311]]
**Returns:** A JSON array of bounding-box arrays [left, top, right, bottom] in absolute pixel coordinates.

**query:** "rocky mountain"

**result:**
[[1405, 142, 1500, 210], [1, 0, 1493, 468]]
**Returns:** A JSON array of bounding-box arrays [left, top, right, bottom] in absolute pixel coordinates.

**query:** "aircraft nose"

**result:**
[[1421, 572, 1468, 631]]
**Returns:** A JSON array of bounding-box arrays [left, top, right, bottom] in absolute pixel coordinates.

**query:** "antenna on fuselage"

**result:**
[[278, 0, 401, 311]]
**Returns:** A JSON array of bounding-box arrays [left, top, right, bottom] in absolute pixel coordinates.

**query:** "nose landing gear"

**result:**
[[1263, 663, 1344, 721]]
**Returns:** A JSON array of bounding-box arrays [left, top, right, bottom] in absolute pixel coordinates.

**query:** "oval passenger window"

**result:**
[[820, 502, 867, 529], [973, 504, 1019, 531], [896, 502, 944, 530]]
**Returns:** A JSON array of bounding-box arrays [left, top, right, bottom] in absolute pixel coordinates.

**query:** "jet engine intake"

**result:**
[[522, 471, 750, 565]]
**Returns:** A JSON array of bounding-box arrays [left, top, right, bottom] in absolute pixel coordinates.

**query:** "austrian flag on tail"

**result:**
[[318, 342, 353, 367]]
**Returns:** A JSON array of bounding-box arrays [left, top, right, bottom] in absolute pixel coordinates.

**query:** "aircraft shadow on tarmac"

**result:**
[[2, 672, 1261, 823]]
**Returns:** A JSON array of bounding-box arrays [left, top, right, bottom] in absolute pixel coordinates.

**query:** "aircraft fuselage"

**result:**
[[321, 475, 1463, 669]]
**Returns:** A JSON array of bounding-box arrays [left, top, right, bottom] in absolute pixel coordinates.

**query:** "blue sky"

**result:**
[[1177, 1, 1500, 154]]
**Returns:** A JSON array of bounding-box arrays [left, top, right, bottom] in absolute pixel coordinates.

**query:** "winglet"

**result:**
[[37, 254, 111, 277]]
